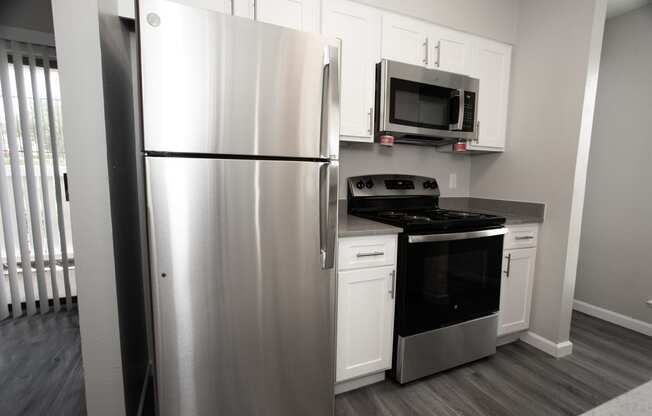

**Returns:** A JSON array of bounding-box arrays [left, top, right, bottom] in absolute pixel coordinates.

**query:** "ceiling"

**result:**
[[607, 0, 652, 18]]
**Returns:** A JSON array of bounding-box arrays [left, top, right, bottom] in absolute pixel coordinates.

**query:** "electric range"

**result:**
[[347, 174, 507, 384]]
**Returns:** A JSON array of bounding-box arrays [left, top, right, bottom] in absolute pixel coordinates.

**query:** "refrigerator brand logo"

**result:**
[[147, 13, 161, 27]]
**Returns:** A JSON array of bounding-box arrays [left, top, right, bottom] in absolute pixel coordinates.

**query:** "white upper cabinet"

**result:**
[[256, 0, 319, 32], [122, 0, 233, 18], [467, 38, 512, 151], [381, 13, 473, 74], [429, 26, 473, 75], [381, 13, 431, 67], [322, 0, 381, 142]]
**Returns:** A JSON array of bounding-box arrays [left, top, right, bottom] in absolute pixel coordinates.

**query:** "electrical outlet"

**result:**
[[449, 173, 457, 189], [646, 299, 652, 309]]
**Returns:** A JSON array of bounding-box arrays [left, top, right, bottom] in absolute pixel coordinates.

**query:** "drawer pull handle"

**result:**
[[356, 251, 384, 258], [514, 236, 534, 240]]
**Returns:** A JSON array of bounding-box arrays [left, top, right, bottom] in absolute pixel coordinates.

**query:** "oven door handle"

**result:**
[[408, 228, 508, 243]]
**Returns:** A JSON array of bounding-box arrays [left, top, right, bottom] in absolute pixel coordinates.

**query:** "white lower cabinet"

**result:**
[[336, 234, 397, 388], [498, 224, 538, 337], [336, 265, 395, 382]]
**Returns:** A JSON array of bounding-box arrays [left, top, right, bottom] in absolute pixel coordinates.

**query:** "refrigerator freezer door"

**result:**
[[146, 157, 337, 416], [139, 0, 340, 159]]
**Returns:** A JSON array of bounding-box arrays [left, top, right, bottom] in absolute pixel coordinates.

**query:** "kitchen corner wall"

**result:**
[[338, 0, 521, 198], [576, 5, 652, 325], [469, 0, 607, 346], [339, 143, 471, 197]]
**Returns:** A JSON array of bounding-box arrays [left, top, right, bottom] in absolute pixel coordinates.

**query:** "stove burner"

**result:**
[[402, 215, 433, 223], [379, 211, 407, 218]]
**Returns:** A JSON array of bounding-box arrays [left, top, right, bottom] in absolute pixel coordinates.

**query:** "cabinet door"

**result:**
[[498, 248, 536, 336], [381, 13, 430, 67], [322, 0, 381, 141], [429, 27, 472, 75], [256, 0, 319, 32], [467, 38, 512, 151], [129, 0, 232, 18], [336, 266, 395, 382]]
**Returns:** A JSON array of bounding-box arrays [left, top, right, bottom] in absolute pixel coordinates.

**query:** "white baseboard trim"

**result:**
[[520, 331, 573, 358], [497, 331, 524, 346], [573, 300, 652, 337], [335, 372, 385, 395]]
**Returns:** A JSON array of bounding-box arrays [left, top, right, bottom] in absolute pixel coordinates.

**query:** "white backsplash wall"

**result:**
[[339, 142, 471, 197]]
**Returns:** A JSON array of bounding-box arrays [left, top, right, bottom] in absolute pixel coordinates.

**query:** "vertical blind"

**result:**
[[0, 38, 75, 319]]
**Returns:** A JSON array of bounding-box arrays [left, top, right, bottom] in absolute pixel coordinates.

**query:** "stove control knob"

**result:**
[[365, 180, 374, 189], [423, 181, 430, 189], [356, 180, 365, 190]]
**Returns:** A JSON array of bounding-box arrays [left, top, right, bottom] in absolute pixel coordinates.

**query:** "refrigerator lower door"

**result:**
[[139, 0, 340, 159], [146, 157, 336, 416]]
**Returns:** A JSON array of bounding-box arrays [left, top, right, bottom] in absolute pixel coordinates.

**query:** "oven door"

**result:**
[[377, 59, 478, 141], [397, 228, 507, 337]]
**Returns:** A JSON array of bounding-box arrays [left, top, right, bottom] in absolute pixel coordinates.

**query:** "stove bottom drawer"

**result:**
[[394, 314, 498, 384]]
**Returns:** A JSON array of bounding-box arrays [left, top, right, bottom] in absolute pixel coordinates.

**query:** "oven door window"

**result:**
[[400, 234, 503, 336], [389, 78, 457, 130]]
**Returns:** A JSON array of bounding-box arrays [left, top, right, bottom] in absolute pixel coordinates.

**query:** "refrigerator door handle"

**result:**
[[320, 45, 340, 160], [319, 161, 339, 269]]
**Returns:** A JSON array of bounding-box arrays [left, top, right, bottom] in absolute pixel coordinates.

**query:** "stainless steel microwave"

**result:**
[[375, 59, 479, 146]]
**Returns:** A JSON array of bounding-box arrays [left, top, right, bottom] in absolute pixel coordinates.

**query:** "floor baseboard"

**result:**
[[520, 331, 573, 358], [573, 300, 652, 337], [335, 372, 385, 395]]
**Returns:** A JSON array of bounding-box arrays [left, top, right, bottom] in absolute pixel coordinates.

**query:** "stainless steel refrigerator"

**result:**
[[138, 1, 340, 415]]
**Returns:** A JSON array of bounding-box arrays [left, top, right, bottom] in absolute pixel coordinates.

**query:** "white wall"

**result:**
[[470, 0, 607, 346], [340, 143, 470, 196], [51, 0, 126, 414], [354, 0, 519, 43], [576, 5, 652, 324]]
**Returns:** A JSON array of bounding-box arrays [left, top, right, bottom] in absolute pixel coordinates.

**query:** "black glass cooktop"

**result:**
[[356, 208, 505, 232]]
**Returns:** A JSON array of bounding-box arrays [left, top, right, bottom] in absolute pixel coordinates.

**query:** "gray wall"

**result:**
[[340, 143, 471, 196], [575, 5, 652, 324], [470, 0, 607, 344], [0, 0, 54, 33]]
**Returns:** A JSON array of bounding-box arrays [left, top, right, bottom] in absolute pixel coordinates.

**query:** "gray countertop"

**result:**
[[338, 208, 402, 237], [439, 197, 545, 225]]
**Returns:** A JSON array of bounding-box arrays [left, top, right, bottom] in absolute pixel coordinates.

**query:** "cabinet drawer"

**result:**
[[338, 235, 397, 271], [504, 224, 538, 250]]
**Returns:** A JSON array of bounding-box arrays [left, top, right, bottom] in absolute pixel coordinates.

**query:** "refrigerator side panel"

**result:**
[[146, 157, 336, 416], [139, 0, 336, 158]]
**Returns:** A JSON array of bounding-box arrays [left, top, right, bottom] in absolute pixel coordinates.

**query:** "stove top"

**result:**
[[347, 174, 505, 233], [357, 208, 505, 232]]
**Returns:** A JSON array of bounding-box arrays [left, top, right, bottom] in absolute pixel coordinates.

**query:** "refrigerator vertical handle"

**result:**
[[320, 44, 340, 160], [319, 161, 338, 270]]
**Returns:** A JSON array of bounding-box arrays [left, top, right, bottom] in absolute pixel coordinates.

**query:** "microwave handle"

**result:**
[[449, 89, 465, 131]]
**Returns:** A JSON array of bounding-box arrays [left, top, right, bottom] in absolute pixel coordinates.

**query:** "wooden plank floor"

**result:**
[[0, 308, 85, 416], [336, 312, 652, 416], [1, 310, 650, 415]]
